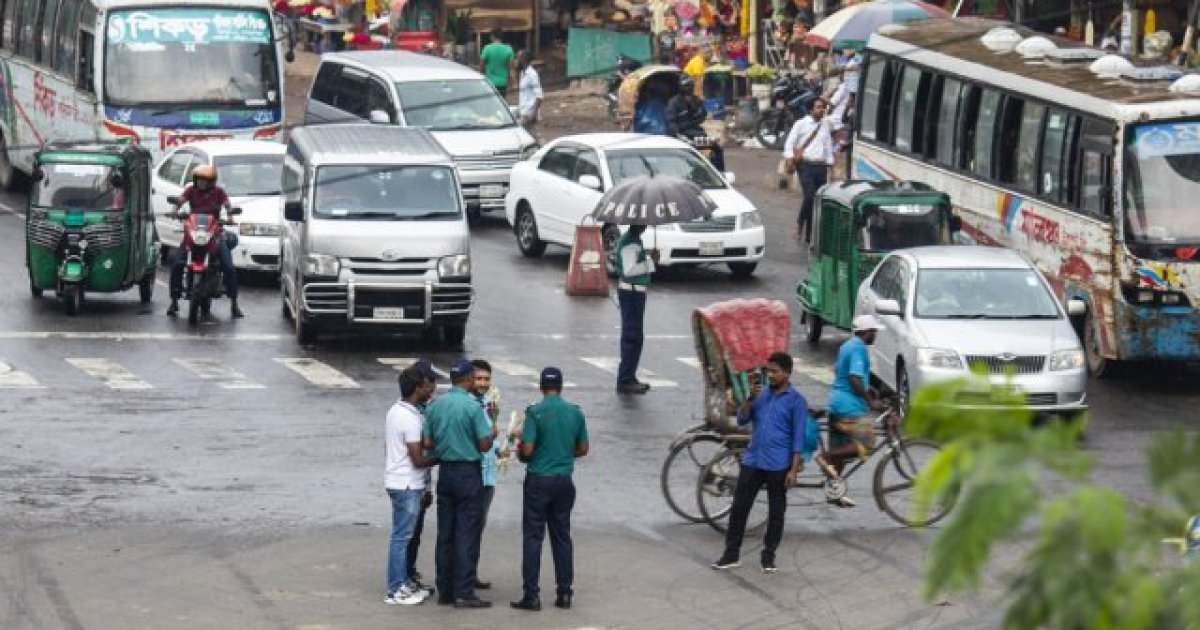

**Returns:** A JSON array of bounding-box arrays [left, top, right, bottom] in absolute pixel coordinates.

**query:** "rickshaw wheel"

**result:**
[[62, 286, 82, 316], [697, 447, 769, 535], [803, 311, 824, 344]]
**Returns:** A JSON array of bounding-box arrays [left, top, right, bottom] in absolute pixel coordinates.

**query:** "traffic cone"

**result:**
[[566, 224, 610, 296]]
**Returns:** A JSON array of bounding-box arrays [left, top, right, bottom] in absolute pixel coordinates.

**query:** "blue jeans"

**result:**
[[617, 289, 646, 386], [169, 236, 238, 300], [387, 488, 423, 595], [522, 473, 576, 600], [435, 462, 484, 600]]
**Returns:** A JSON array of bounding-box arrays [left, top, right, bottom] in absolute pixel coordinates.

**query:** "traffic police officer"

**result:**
[[614, 225, 659, 394]]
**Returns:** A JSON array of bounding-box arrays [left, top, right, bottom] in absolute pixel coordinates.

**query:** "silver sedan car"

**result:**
[[854, 246, 1088, 415]]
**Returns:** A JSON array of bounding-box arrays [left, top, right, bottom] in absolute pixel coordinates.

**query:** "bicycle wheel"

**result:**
[[660, 432, 725, 522], [872, 438, 955, 527], [697, 448, 769, 535]]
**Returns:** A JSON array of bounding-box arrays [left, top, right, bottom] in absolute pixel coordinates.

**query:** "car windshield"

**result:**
[[605, 149, 726, 189], [215, 154, 283, 196], [104, 8, 281, 107], [859, 205, 943, 251], [394, 80, 514, 130], [31, 163, 123, 211], [314, 165, 460, 220], [1125, 121, 1200, 245], [914, 268, 1060, 319]]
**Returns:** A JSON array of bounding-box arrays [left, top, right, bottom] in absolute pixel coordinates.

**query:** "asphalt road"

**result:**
[[1, 137, 1198, 628]]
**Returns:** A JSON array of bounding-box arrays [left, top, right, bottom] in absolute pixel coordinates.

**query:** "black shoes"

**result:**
[[230, 301, 244, 318], [473, 579, 492, 590], [554, 594, 572, 609], [166, 300, 179, 317], [510, 598, 542, 611], [453, 597, 492, 609], [436, 596, 454, 606], [711, 555, 740, 570], [616, 382, 650, 395]]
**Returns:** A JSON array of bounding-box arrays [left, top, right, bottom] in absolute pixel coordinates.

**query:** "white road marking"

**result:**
[[0, 361, 42, 388], [801, 364, 836, 385], [0, 332, 290, 341], [579, 357, 677, 387], [65, 358, 153, 390], [173, 358, 265, 389], [676, 357, 702, 370], [487, 358, 578, 388], [273, 358, 360, 389], [377, 358, 450, 389]]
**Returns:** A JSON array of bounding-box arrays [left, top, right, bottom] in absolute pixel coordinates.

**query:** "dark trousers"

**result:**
[[169, 238, 238, 300], [471, 484, 495, 583], [797, 163, 828, 243], [407, 499, 427, 577], [617, 289, 646, 386], [721, 465, 789, 564], [522, 473, 576, 600], [435, 462, 484, 600]]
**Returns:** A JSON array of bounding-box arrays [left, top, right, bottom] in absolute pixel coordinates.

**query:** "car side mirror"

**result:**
[[369, 109, 391, 124], [284, 200, 304, 222], [578, 174, 602, 191], [1067, 298, 1087, 317], [876, 298, 902, 317], [230, 206, 243, 216], [167, 195, 181, 206], [723, 171, 736, 185]]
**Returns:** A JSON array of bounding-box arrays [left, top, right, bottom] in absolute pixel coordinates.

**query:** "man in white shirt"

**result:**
[[517, 50, 543, 141], [384, 366, 439, 606], [783, 97, 834, 244]]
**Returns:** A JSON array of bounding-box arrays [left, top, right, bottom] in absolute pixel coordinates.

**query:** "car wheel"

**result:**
[[803, 310, 823, 345], [1082, 312, 1109, 378], [727, 262, 757, 278], [602, 224, 620, 277], [515, 205, 546, 258], [897, 364, 911, 416]]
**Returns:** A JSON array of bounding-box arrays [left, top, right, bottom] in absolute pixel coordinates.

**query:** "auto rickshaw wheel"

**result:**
[[138, 272, 154, 304], [62, 286, 82, 316], [803, 310, 823, 344], [30, 281, 43, 297]]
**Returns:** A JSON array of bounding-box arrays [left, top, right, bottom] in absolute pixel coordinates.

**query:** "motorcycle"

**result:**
[[168, 197, 241, 325], [755, 73, 821, 150], [606, 54, 643, 124]]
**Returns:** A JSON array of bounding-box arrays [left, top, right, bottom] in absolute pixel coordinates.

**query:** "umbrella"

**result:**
[[591, 174, 717, 226], [804, 0, 948, 51]]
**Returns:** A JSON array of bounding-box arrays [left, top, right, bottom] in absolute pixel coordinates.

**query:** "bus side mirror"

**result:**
[[284, 200, 304, 222]]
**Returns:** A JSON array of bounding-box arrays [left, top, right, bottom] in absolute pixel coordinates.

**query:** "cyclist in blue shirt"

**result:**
[[818, 315, 882, 507]]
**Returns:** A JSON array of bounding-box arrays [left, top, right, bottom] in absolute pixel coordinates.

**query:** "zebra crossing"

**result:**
[[0, 353, 837, 391]]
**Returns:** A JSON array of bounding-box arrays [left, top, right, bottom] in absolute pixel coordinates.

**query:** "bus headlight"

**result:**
[[303, 254, 340, 277], [1048, 349, 1085, 371], [438, 254, 471, 280]]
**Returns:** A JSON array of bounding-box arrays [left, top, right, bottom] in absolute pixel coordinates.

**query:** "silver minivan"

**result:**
[[303, 51, 539, 220], [280, 125, 472, 344]]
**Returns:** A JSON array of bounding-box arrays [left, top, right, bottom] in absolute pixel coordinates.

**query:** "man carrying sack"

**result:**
[[782, 97, 834, 245]]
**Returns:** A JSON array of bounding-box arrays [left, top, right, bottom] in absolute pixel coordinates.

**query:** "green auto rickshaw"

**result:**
[[797, 180, 955, 343], [26, 142, 158, 315]]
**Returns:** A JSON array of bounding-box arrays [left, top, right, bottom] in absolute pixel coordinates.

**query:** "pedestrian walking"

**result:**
[[384, 366, 439, 605], [470, 358, 501, 591], [422, 359, 496, 608], [516, 50, 543, 141], [783, 96, 834, 244], [712, 352, 809, 574], [510, 367, 589, 612], [614, 224, 659, 395], [405, 358, 439, 595], [480, 28, 515, 97]]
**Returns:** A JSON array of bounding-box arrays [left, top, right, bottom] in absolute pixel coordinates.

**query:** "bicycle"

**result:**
[[695, 401, 955, 534]]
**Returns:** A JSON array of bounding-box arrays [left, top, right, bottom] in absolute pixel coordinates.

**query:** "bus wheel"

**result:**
[[1083, 313, 1110, 378]]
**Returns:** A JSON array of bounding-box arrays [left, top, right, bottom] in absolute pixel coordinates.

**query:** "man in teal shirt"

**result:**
[[615, 224, 659, 394], [479, 28, 515, 96], [422, 359, 495, 608], [510, 367, 589, 612]]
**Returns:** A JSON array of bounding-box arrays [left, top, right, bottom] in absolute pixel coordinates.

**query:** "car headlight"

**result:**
[[916, 348, 963, 370], [1048, 349, 1085, 371], [303, 253, 340, 277], [520, 143, 540, 160], [438, 254, 471, 280], [238, 222, 281, 237], [740, 211, 763, 229]]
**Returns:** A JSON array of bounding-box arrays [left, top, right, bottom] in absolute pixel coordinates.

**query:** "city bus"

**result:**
[[0, 0, 288, 190], [851, 18, 1200, 376]]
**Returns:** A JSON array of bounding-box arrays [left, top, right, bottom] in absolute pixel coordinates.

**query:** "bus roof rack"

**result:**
[[1120, 65, 1185, 82]]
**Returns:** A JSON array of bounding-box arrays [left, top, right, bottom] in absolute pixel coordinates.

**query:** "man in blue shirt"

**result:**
[[819, 314, 882, 507], [712, 352, 809, 574]]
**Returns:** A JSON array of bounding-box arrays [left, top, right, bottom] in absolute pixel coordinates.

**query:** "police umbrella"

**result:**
[[590, 174, 717, 226]]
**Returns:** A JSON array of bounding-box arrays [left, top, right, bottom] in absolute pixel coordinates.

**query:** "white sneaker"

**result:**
[[385, 585, 427, 606]]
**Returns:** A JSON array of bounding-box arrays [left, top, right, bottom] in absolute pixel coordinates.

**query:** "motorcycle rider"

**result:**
[[167, 164, 243, 319], [665, 74, 726, 171]]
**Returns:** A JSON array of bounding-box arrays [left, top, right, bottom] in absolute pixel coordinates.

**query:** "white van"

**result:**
[[303, 51, 539, 221], [280, 125, 472, 344]]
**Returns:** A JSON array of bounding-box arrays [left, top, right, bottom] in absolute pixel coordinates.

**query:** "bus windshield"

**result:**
[[1125, 121, 1200, 245], [32, 164, 124, 211], [104, 8, 280, 107]]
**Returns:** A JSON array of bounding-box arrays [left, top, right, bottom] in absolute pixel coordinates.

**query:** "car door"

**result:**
[[572, 148, 605, 222], [531, 145, 579, 244], [859, 256, 901, 387], [152, 149, 194, 248]]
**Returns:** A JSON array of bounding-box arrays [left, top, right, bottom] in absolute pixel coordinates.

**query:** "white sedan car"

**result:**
[[504, 133, 766, 277], [152, 140, 285, 272]]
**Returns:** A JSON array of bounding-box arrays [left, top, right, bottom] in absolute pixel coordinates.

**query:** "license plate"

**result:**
[[479, 184, 505, 198], [699, 241, 725, 256], [372, 307, 406, 320]]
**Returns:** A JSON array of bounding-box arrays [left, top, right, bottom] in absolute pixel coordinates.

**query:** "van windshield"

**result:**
[[394, 80, 515, 130], [314, 166, 460, 220]]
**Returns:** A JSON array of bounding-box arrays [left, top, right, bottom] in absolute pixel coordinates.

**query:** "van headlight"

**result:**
[[438, 254, 471, 280], [917, 348, 963, 370], [520, 143, 540, 160], [303, 253, 340, 277], [239, 223, 281, 237], [1048, 349, 1085, 371], [740, 211, 763, 229]]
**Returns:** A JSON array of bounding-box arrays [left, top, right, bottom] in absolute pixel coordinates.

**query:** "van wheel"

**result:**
[[515, 206, 546, 257]]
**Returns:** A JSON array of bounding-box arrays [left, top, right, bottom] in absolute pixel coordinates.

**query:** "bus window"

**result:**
[[996, 96, 1024, 184], [934, 77, 962, 167], [971, 89, 1000, 178], [893, 66, 925, 153], [1039, 109, 1070, 203], [75, 2, 94, 93], [54, 0, 79, 76], [37, 0, 57, 65], [15, 0, 38, 58], [0, 0, 7, 50], [1079, 118, 1115, 218], [859, 55, 888, 140], [1015, 101, 1045, 192]]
